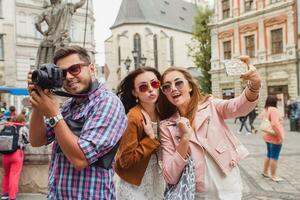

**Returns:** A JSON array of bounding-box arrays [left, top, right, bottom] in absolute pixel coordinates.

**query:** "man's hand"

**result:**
[[29, 87, 60, 118]]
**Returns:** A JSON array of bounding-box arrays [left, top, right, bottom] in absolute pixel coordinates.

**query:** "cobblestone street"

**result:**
[[17, 119, 300, 200], [228, 119, 300, 200]]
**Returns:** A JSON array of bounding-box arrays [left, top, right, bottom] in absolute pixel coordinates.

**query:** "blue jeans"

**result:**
[[266, 142, 282, 160]]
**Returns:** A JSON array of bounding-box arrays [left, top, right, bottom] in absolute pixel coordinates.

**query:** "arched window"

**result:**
[[169, 37, 174, 66], [153, 34, 158, 69], [133, 33, 141, 69]]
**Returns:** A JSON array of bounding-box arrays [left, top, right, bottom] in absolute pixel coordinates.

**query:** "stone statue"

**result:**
[[35, 0, 86, 68]]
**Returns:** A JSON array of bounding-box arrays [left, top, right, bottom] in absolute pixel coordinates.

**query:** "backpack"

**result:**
[[0, 125, 21, 154]]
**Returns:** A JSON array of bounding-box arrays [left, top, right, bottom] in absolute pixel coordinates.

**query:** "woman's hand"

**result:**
[[141, 109, 156, 139], [240, 55, 261, 89], [177, 117, 193, 141]]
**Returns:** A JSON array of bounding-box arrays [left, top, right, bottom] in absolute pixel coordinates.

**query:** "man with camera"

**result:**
[[27, 45, 127, 199]]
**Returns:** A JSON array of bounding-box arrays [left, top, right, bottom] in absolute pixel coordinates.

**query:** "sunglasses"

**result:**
[[138, 80, 161, 93], [62, 63, 90, 77], [160, 80, 185, 94]]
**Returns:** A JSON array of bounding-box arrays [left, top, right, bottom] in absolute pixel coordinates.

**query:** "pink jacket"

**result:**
[[261, 107, 285, 144], [160, 92, 258, 192]]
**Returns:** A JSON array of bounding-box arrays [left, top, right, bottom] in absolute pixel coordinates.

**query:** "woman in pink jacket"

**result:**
[[158, 56, 261, 199], [261, 95, 285, 182]]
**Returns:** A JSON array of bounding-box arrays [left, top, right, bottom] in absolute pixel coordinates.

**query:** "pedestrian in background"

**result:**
[[261, 95, 285, 182], [1, 114, 29, 200], [249, 108, 258, 133], [158, 55, 261, 199], [237, 115, 252, 135], [114, 67, 165, 200], [3, 106, 16, 122]]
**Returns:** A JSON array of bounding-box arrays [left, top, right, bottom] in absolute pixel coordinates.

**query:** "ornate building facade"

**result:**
[[210, 0, 298, 112]]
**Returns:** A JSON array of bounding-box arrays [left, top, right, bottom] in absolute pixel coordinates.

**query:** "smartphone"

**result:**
[[223, 59, 248, 76]]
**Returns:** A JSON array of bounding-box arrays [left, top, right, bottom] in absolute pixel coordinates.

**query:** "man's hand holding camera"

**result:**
[[27, 70, 60, 118]]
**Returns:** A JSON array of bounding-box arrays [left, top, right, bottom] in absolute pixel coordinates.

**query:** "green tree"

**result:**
[[189, 8, 213, 94]]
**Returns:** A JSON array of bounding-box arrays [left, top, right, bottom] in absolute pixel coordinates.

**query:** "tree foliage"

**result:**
[[189, 8, 213, 94]]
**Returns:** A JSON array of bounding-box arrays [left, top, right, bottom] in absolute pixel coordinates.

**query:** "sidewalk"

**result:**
[[227, 118, 300, 200]]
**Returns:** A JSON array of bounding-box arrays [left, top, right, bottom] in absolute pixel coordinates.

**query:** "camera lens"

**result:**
[[32, 69, 51, 89]]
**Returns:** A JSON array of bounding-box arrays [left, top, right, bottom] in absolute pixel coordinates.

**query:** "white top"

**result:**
[[195, 151, 243, 200], [115, 122, 165, 200]]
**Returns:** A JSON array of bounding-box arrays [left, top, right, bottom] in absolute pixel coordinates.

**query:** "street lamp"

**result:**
[[132, 50, 139, 69], [140, 55, 147, 67], [124, 56, 132, 74]]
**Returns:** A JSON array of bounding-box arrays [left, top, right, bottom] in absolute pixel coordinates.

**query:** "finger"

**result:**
[[29, 96, 39, 108]]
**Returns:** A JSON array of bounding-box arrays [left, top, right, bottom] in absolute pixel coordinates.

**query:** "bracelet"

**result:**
[[247, 81, 261, 93]]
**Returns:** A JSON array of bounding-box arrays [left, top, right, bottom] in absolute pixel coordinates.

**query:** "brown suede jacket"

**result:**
[[114, 105, 160, 186]]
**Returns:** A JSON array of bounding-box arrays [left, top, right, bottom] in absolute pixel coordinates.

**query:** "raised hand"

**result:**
[[177, 117, 194, 141], [141, 109, 156, 139]]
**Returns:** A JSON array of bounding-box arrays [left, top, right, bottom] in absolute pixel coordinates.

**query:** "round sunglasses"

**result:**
[[160, 80, 185, 94], [137, 80, 161, 93], [62, 63, 90, 77]]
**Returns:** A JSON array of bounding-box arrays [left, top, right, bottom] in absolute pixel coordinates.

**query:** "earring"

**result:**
[[136, 98, 139, 103]]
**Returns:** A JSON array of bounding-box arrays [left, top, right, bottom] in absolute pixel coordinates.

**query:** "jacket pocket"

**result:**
[[215, 142, 227, 154]]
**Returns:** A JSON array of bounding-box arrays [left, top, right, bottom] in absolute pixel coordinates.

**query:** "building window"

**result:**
[[118, 46, 121, 66], [223, 41, 232, 59], [244, 0, 254, 12], [245, 35, 255, 57], [133, 33, 141, 69], [271, 0, 281, 4], [0, 35, 4, 60], [271, 28, 283, 54], [0, 0, 3, 18], [222, 0, 230, 19], [170, 37, 174, 66]]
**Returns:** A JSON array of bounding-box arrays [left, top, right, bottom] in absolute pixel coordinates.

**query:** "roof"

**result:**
[[0, 87, 29, 96], [111, 0, 199, 33]]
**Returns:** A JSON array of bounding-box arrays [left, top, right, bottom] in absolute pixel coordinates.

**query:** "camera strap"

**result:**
[[51, 80, 100, 98]]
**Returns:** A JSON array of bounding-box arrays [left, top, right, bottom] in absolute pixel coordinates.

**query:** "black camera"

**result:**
[[32, 63, 64, 89]]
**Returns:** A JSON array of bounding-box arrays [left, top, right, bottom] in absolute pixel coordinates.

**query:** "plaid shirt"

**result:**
[[46, 83, 127, 200]]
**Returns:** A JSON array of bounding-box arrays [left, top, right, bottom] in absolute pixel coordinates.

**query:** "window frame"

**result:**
[[271, 28, 283, 55], [223, 40, 232, 59], [245, 34, 255, 58], [0, 34, 4, 61]]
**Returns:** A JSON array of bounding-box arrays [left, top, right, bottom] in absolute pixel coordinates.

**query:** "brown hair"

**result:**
[[11, 114, 26, 123], [53, 45, 91, 64], [116, 67, 162, 114], [158, 67, 208, 123], [264, 95, 277, 108]]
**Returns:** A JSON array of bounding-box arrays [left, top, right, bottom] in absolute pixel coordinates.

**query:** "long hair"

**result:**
[[158, 67, 208, 123], [264, 95, 277, 108], [116, 67, 161, 114]]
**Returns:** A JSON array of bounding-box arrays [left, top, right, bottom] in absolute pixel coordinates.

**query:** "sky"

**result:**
[[93, 0, 214, 66], [93, 0, 122, 66]]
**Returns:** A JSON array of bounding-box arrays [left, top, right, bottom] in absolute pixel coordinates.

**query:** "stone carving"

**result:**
[[35, 0, 86, 68]]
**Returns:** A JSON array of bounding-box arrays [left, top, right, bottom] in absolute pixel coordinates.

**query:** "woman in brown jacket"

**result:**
[[114, 67, 165, 199]]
